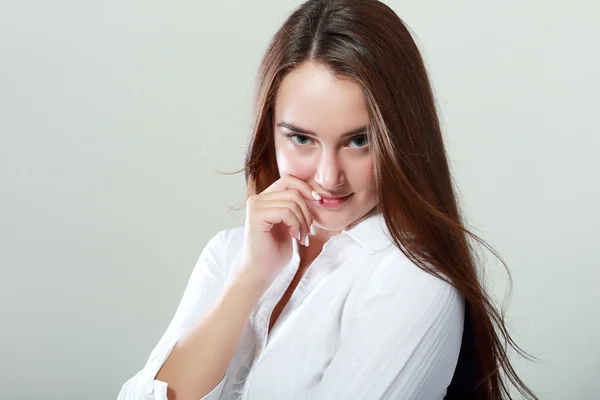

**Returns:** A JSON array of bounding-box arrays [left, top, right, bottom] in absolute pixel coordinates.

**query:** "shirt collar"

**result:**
[[342, 208, 393, 254]]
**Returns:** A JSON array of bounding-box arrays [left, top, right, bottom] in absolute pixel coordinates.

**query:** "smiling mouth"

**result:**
[[315, 193, 353, 208]]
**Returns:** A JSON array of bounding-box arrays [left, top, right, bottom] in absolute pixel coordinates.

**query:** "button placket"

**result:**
[[253, 255, 300, 361], [279, 238, 340, 320]]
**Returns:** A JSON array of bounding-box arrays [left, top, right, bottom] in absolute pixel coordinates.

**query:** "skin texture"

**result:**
[[273, 61, 378, 261]]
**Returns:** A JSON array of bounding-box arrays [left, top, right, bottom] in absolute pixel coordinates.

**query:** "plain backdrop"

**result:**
[[1, 1, 598, 399]]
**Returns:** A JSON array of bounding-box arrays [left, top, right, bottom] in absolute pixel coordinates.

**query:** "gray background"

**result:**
[[1, 1, 598, 399]]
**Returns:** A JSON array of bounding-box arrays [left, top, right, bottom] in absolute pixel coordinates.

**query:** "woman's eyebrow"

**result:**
[[277, 122, 367, 138]]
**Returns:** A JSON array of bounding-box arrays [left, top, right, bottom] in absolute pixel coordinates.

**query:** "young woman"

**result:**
[[118, 1, 537, 399]]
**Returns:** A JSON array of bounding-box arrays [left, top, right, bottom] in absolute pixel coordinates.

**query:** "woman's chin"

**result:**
[[312, 206, 377, 233], [313, 217, 353, 233]]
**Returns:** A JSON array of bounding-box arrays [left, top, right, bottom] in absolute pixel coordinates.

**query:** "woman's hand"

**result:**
[[239, 174, 321, 285]]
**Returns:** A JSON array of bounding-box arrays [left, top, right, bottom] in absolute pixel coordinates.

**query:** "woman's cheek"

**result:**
[[348, 158, 373, 187], [277, 148, 313, 180]]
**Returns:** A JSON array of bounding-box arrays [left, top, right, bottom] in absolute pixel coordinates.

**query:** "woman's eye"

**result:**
[[348, 135, 368, 148], [289, 134, 312, 145], [287, 133, 368, 148]]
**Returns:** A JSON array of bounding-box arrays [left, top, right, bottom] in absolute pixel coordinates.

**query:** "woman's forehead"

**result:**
[[274, 62, 369, 139]]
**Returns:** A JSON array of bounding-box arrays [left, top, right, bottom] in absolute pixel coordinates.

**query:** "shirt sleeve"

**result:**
[[117, 229, 232, 400], [313, 261, 465, 400]]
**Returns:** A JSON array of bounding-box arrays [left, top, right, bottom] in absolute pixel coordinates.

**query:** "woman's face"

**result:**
[[273, 61, 378, 234]]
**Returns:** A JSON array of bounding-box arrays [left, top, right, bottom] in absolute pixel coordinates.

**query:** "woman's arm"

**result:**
[[117, 229, 269, 400], [314, 261, 465, 400], [157, 268, 268, 400]]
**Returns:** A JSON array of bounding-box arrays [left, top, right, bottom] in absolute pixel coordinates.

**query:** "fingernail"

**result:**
[[304, 235, 310, 247], [297, 231, 301, 241], [310, 223, 316, 235], [311, 190, 322, 201]]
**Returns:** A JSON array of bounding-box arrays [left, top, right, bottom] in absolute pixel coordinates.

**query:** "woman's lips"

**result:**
[[315, 193, 352, 209]]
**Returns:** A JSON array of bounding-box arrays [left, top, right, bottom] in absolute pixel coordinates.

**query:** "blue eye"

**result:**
[[286, 133, 369, 149], [348, 135, 368, 148], [287, 134, 312, 145]]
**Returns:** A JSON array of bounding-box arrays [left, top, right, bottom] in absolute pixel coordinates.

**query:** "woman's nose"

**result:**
[[314, 151, 345, 191]]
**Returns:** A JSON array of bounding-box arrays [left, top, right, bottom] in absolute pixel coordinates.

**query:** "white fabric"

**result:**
[[118, 210, 465, 399]]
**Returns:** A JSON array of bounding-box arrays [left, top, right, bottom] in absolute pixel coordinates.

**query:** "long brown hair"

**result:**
[[229, 0, 538, 398]]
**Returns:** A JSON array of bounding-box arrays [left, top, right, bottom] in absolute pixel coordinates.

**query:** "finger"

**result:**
[[256, 207, 302, 242], [247, 195, 304, 240], [258, 190, 313, 239], [261, 174, 319, 240], [256, 198, 308, 241], [262, 174, 322, 204]]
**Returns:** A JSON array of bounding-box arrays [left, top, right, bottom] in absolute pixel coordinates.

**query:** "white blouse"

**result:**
[[118, 211, 465, 400]]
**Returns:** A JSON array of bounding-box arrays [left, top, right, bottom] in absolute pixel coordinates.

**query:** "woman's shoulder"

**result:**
[[201, 224, 244, 251], [196, 225, 245, 277], [209, 225, 245, 250], [348, 244, 464, 313], [200, 226, 244, 264], [358, 244, 444, 281]]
